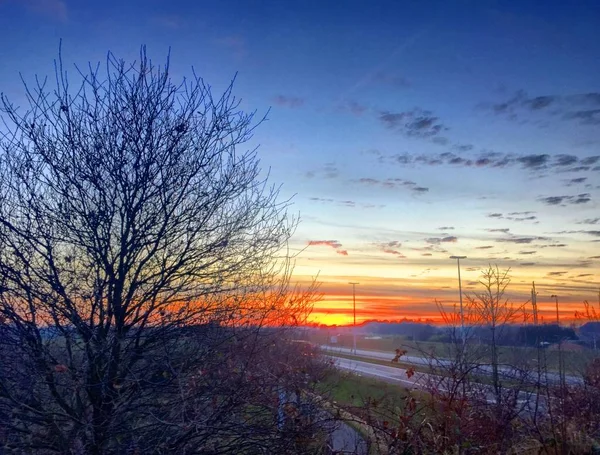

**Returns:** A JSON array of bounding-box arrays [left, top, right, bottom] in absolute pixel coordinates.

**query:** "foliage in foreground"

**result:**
[[330, 267, 600, 454]]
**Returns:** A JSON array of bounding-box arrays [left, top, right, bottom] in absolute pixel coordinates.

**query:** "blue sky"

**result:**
[[1, 0, 599, 323]]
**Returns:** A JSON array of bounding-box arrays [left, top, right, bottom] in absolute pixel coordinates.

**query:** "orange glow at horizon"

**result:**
[[302, 277, 599, 326]]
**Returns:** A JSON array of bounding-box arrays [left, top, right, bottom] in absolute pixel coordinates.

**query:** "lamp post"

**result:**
[[349, 282, 359, 354], [449, 256, 467, 347], [551, 294, 559, 324]]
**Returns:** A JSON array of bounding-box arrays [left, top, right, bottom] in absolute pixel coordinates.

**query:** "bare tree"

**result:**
[[466, 265, 523, 406], [0, 48, 324, 454]]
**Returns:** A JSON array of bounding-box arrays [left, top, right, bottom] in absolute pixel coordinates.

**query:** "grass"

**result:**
[[318, 369, 410, 409]]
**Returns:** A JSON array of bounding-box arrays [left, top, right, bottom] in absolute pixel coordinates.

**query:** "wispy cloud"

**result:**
[[576, 218, 600, 225], [487, 212, 537, 222], [12, 0, 68, 21], [425, 236, 457, 244], [305, 162, 338, 179], [215, 35, 247, 58], [308, 239, 349, 256], [380, 150, 599, 174], [338, 100, 368, 116], [551, 230, 600, 238], [374, 241, 406, 258], [272, 95, 305, 109], [355, 177, 429, 194], [496, 236, 549, 244], [308, 197, 385, 209], [480, 90, 600, 126], [373, 72, 411, 88], [538, 193, 592, 206], [378, 108, 448, 139]]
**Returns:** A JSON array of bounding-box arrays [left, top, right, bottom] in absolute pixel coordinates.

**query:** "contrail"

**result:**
[[337, 26, 430, 103]]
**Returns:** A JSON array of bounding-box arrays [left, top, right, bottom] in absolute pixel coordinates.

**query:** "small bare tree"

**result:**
[[0, 48, 324, 454], [466, 266, 523, 405]]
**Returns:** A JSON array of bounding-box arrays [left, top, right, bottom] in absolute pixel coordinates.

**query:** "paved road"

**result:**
[[321, 345, 583, 385], [328, 355, 549, 415]]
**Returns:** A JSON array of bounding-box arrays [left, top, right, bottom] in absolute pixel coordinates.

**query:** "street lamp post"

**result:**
[[551, 294, 566, 406], [551, 294, 560, 325], [349, 282, 359, 354], [449, 256, 467, 347]]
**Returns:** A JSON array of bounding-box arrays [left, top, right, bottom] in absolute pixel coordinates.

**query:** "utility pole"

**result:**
[[449, 256, 467, 347], [349, 282, 359, 354]]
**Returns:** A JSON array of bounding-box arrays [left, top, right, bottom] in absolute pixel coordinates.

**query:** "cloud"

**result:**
[[476, 245, 494, 249], [378, 108, 448, 139], [309, 197, 355, 207], [577, 218, 600, 225], [517, 154, 549, 169], [554, 154, 578, 166], [308, 197, 384, 209], [308, 240, 349, 256], [438, 226, 455, 230], [355, 177, 428, 194], [373, 72, 411, 88], [485, 212, 537, 222], [305, 162, 338, 179], [518, 250, 537, 255], [18, 0, 67, 21], [425, 236, 457, 244], [581, 156, 600, 165], [520, 262, 536, 266], [215, 35, 247, 58], [564, 177, 587, 186], [382, 248, 406, 258], [564, 109, 600, 125], [482, 90, 600, 127], [453, 144, 475, 152], [486, 228, 510, 233], [538, 193, 592, 206], [590, 256, 600, 259], [496, 236, 549, 244], [308, 240, 342, 249], [151, 14, 184, 29], [553, 230, 600, 237], [381, 150, 597, 175], [375, 241, 406, 258], [272, 95, 305, 109], [338, 100, 368, 116], [547, 271, 567, 276]]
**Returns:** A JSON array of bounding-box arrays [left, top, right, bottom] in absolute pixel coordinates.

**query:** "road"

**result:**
[[327, 355, 548, 413], [321, 345, 583, 385]]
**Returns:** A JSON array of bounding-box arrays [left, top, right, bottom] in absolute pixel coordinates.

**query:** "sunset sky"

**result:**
[[1, 0, 599, 325]]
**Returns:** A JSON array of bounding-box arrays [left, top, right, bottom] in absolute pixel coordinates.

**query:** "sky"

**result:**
[[0, 0, 599, 325]]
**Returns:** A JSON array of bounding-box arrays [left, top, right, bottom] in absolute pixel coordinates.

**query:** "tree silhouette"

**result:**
[[0, 48, 323, 454]]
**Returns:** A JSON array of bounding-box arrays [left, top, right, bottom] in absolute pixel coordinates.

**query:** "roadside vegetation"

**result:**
[[317, 267, 600, 454]]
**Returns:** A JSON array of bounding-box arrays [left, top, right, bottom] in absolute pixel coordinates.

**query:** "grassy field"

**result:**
[[319, 370, 410, 409]]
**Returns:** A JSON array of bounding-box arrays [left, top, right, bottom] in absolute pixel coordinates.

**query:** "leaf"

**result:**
[[406, 367, 415, 379]]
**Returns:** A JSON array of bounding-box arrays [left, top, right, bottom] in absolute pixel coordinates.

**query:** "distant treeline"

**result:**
[[341, 321, 587, 347]]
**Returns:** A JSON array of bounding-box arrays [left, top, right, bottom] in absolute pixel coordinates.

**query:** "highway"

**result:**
[[328, 355, 545, 412], [321, 345, 583, 385]]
